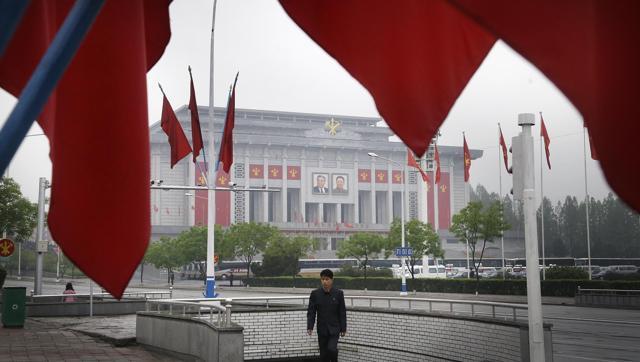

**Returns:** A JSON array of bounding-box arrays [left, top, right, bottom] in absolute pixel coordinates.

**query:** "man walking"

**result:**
[[307, 269, 347, 362]]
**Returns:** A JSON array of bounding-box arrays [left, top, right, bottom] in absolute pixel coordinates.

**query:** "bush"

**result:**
[[603, 271, 640, 281], [0, 265, 6, 288], [545, 266, 589, 280], [245, 277, 640, 297], [335, 264, 392, 278]]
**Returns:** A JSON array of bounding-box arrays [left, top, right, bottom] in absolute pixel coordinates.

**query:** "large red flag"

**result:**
[[587, 130, 598, 161], [540, 113, 551, 170], [407, 150, 430, 183], [279, 0, 640, 212], [218, 73, 238, 173], [499, 125, 511, 174], [0, 0, 171, 298], [463, 135, 471, 182], [160, 91, 192, 168], [189, 67, 204, 163], [434, 144, 441, 184]]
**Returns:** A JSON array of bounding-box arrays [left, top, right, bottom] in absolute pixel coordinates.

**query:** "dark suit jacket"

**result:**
[[313, 187, 329, 194], [307, 287, 347, 336]]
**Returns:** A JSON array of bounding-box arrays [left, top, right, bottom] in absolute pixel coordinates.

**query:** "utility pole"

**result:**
[[34, 177, 50, 295], [512, 113, 545, 361]]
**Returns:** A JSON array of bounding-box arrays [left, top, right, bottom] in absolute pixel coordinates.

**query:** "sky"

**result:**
[[0, 0, 611, 205]]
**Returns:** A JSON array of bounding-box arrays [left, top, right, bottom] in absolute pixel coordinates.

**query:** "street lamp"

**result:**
[[368, 152, 408, 296]]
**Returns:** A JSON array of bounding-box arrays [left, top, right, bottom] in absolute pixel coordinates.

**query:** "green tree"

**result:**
[[537, 197, 567, 257], [173, 225, 229, 279], [388, 219, 443, 279], [337, 232, 386, 283], [145, 237, 184, 284], [450, 201, 509, 293], [225, 222, 279, 278], [0, 178, 38, 241], [256, 235, 315, 277]]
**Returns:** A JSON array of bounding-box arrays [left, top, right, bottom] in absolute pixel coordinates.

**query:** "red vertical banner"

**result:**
[[287, 166, 301, 180], [249, 164, 264, 179], [194, 163, 231, 227], [375, 170, 388, 183], [427, 171, 435, 228], [358, 169, 371, 183], [437, 172, 451, 230], [268, 165, 283, 179], [391, 170, 403, 184]]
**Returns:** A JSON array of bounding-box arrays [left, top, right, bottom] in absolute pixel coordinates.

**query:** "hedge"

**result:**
[[245, 277, 640, 297], [0, 266, 5, 289]]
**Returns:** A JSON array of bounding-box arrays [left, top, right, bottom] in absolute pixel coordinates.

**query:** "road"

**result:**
[[4, 276, 640, 361]]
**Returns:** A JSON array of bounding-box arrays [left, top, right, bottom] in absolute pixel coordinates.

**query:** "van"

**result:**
[[606, 265, 638, 275], [392, 264, 447, 279]]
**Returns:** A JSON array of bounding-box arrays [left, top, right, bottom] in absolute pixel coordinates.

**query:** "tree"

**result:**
[[225, 222, 279, 278], [173, 225, 228, 280], [450, 201, 509, 293], [0, 178, 37, 241], [145, 237, 184, 284], [537, 197, 567, 257], [337, 232, 386, 283], [256, 235, 316, 277], [388, 219, 443, 279]]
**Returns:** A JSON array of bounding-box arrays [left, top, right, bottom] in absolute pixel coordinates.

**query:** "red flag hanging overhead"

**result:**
[[540, 113, 551, 170], [188, 67, 204, 163], [160, 90, 192, 168], [218, 73, 238, 173], [434, 144, 441, 184], [279, 0, 640, 212], [407, 149, 430, 183], [0, 0, 171, 298], [587, 129, 598, 161], [463, 135, 471, 182], [498, 124, 511, 174]]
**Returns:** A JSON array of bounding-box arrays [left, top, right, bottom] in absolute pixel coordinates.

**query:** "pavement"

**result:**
[[2, 276, 639, 361]]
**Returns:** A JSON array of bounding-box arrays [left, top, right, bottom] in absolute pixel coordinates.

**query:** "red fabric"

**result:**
[[161, 93, 192, 168], [463, 135, 471, 182], [427, 172, 435, 228], [588, 131, 598, 161], [195, 162, 208, 226], [215, 169, 231, 226], [392, 170, 403, 184], [407, 150, 430, 183], [358, 169, 371, 183], [437, 172, 451, 230], [540, 114, 551, 170], [375, 170, 388, 183], [0, 0, 171, 298], [268, 165, 283, 179], [280, 0, 640, 212], [434, 145, 441, 184], [218, 78, 237, 173], [189, 71, 204, 163], [249, 164, 264, 179], [499, 126, 511, 173], [287, 166, 301, 180]]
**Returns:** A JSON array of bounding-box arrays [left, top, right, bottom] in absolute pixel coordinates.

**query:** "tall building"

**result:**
[[150, 106, 488, 259]]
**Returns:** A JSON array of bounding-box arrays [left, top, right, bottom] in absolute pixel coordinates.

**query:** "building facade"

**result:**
[[149, 106, 503, 259]]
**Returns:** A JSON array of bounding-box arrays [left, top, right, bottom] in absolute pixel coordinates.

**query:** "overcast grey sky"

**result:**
[[1, 0, 610, 204]]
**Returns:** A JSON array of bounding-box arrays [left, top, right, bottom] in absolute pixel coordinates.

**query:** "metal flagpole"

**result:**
[[205, 0, 219, 298], [540, 127, 546, 280], [499, 124, 505, 279], [583, 127, 592, 280], [463, 133, 470, 277]]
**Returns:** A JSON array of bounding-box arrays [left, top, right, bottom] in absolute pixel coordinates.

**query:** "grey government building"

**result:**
[[149, 106, 525, 261]]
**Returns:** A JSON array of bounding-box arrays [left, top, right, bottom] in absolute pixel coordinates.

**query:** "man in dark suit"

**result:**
[[313, 175, 329, 194], [307, 269, 346, 362]]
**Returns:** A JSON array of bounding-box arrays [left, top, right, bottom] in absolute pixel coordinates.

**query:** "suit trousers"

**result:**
[[318, 334, 339, 362]]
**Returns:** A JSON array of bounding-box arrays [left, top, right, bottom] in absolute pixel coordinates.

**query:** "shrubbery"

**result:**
[[545, 266, 589, 280], [0, 265, 6, 288], [335, 264, 392, 278]]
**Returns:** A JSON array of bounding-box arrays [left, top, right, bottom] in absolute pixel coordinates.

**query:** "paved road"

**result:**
[[4, 277, 640, 361]]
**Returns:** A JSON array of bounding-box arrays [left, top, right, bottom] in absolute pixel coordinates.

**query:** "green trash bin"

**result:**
[[2, 287, 27, 328]]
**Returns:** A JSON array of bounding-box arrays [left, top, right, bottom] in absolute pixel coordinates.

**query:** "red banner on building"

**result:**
[[195, 163, 230, 227], [268, 165, 282, 179], [358, 169, 371, 183], [249, 164, 264, 179], [437, 172, 451, 230], [391, 170, 403, 184], [427, 171, 435, 228], [375, 170, 388, 183], [287, 166, 301, 180]]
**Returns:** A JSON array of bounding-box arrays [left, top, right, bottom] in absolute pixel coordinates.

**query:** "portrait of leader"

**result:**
[[332, 174, 348, 195], [312, 173, 330, 194]]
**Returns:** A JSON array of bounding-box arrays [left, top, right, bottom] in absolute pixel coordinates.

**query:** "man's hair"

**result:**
[[336, 176, 345, 182], [320, 269, 334, 279], [317, 175, 326, 181]]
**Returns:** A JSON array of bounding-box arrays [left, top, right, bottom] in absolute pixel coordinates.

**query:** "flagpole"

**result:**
[[583, 127, 592, 280], [205, 0, 218, 298], [540, 124, 546, 281], [499, 124, 505, 279], [463, 132, 470, 277]]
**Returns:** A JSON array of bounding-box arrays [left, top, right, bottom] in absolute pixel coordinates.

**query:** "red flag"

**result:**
[[189, 67, 204, 163], [588, 130, 598, 160], [540, 113, 551, 169], [407, 150, 430, 183], [499, 125, 511, 173], [0, 0, 171, 298], [160, 91, 192, 168], [434, 144, 441, 184], [279, 0, 640, 213], [463, 135, 471, 182], [218, 73, 238, 173]]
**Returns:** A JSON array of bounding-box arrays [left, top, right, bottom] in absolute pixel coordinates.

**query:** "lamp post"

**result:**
[[367, 152, 407, 296]]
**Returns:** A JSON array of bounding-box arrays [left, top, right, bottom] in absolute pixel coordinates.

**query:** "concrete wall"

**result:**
[[136, 312, 244, 362], [576, 294, 640, 309], [19, 300, 147, 317]]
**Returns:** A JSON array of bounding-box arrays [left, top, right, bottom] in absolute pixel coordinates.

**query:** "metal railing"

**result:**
[[143, 295, 528, 324], [30, 290, 172, 301], [577, 287, 640, 296]]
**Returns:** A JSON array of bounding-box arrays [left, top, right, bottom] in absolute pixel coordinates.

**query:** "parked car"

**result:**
[[478, 267, 498, 278], [606, 265, 638, 275]]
